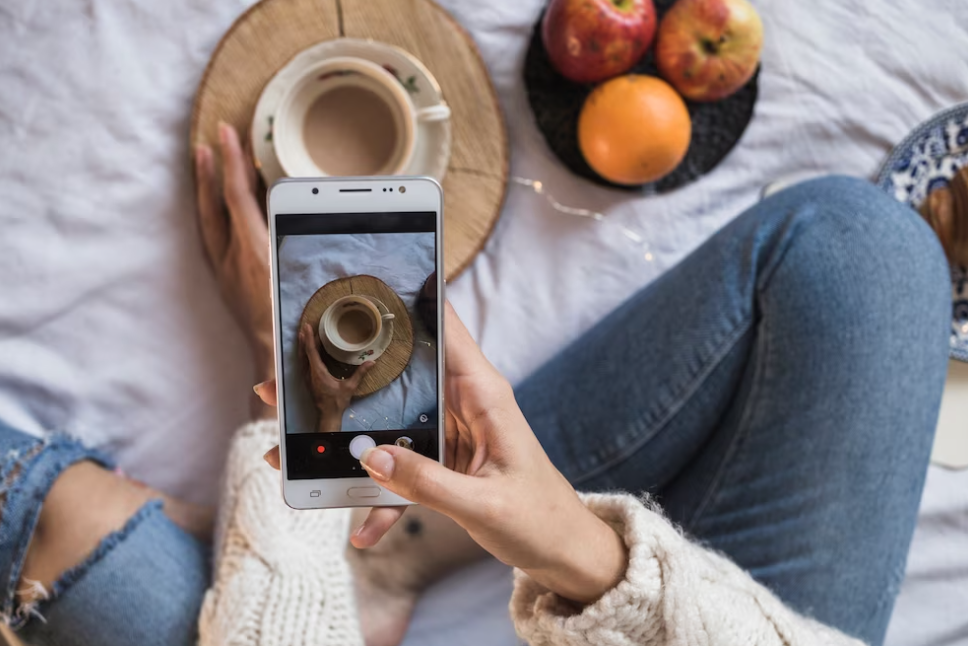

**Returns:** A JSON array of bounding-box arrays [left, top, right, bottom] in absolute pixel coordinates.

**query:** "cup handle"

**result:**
[[382, 313, 396, 320], [415, 103, 451, 123]]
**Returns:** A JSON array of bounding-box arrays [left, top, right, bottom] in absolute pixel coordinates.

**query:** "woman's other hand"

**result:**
[[194, 122, 274, 418]]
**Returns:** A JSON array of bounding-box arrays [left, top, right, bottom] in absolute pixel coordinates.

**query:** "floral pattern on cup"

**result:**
[[383, 65, 419, 94], [357, 348, 376, 361], [317, 70, 357, 82], [315, 65, 419, 94]]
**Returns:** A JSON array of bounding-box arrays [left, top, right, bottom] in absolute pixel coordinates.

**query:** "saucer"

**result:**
[[876, 102, 968, 362], [320, 295, 395, 365], [252, 38, 452, 185]]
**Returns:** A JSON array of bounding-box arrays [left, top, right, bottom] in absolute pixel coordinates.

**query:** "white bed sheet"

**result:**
[[0, 0, 965, 644]]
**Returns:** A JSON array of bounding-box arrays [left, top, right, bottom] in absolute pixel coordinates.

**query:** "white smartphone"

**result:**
[[268, 176, 444, 509]]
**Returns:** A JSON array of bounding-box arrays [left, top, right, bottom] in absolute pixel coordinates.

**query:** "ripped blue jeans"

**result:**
[[0, 428, 209, 646]]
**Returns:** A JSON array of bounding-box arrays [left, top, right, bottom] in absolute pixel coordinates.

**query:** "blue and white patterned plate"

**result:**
[[875, 103, 968, 363]]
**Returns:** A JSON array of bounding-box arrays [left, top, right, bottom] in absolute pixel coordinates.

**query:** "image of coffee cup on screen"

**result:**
[[276, 230, 437, 439], [319, 295, 395, 363]]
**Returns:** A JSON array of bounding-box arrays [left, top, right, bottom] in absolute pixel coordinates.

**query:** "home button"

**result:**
[[347, 486, 381, 499]]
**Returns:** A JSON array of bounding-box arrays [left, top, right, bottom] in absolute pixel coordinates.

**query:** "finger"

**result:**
[[359, 445, 478, 520], [241, 128, 259, 195], [218, 122, 263, 224], [253, 380, 277, 406], [455, 425, 476, 474], [443, 301, 498, 379], [194, 144, 229, 262], [349, 506, 407, 548], [443, 302, 515, 422], [263, 446, 280, 470], [300, 323, 327, 373], [348, 360, 375, 390], [444, 409, 459, 469]]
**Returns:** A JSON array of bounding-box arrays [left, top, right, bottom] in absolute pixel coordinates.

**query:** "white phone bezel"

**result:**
[[268, 176, 445, 509]]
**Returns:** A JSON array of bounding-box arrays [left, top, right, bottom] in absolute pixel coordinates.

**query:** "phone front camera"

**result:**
[[399, 186, 406, 194], [312, 187, 319, 195]]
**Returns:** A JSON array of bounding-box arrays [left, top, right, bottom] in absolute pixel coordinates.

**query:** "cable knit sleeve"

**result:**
[[510, 492, 865, 646], [199, 421, 363, 646]]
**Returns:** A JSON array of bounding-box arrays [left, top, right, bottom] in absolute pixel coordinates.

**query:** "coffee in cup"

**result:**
[[303, 84, 400, 176], [320, 295, 395, 353], [275, 57, 451, 178]]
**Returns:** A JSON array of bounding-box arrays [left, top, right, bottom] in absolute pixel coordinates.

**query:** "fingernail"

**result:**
[[262, 449, 273, 464], [218, 121, 229, 145], [359, 447, 393, 481]]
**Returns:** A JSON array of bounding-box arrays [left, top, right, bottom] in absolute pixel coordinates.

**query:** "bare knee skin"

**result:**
[[17, 461, 213, 607]]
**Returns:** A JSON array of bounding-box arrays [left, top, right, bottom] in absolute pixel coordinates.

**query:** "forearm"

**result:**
[[519, 507, 628, 605], [316, 406, 345, 433]]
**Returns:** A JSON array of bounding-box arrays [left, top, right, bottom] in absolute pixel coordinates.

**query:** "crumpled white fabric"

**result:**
[[0, 0, 965, 644]]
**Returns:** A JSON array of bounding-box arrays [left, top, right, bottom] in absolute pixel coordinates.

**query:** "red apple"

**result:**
[[542, 0, 657, 84], [655, 0, 763, 102]]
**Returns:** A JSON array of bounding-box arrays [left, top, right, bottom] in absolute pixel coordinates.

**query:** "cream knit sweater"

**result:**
[[511, 493, 864, 646], [199, 421, 361, 646], [201, 422, 862, 646]]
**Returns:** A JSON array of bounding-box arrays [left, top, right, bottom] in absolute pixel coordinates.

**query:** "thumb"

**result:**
[[360, 445, 478, 520], [348, 360, 376, 390], [253, 379, 277, 406]]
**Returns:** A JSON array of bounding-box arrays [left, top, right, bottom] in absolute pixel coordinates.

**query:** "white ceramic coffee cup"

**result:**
[[320, 295, 395, 353], [275, 56, 450, 177]]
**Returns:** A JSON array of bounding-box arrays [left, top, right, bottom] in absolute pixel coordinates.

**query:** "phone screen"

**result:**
[[275, 211, 439, 480]]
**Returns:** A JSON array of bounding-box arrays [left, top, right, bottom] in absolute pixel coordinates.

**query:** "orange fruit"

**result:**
[[578, 75, 691, 185]]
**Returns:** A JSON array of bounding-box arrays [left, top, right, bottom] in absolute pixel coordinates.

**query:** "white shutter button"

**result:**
[[349, 435, 376, 459]]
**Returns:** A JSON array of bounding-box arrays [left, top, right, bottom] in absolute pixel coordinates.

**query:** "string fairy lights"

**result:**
[[510, 176, 656, 262]]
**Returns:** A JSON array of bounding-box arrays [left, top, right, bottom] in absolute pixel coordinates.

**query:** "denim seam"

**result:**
[[572, 317, 754, 486], [686, 300, 771, 529], [682, 205, 808, 526], [757, 209, 810, 297], [14, 499, 165, 629]]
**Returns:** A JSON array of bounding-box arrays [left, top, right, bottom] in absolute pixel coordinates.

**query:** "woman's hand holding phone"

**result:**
[[259, 303, 628, 605]]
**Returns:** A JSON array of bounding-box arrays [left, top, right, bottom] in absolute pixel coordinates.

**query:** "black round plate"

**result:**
[[524, 1, 759, 193]]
